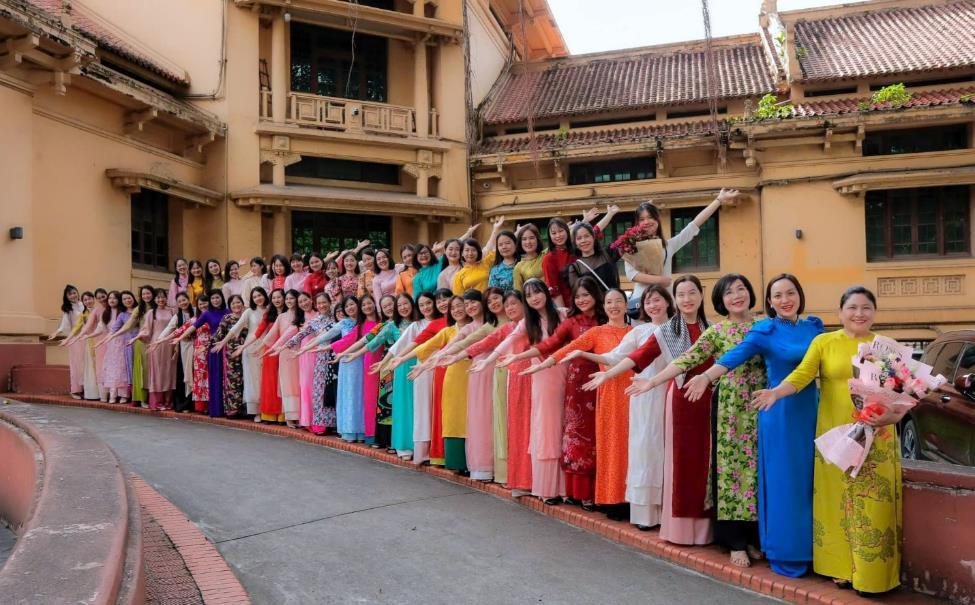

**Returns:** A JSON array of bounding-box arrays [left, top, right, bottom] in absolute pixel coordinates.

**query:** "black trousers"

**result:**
[[173, 351, 192, 413]]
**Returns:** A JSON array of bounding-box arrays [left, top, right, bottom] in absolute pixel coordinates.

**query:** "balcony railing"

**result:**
[[260, 89, 439, 138]]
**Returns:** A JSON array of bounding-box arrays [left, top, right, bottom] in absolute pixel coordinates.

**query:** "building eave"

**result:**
[[230, 184, 470, 219], [106, 170, 223, 207], [832, 165, 975, 196]]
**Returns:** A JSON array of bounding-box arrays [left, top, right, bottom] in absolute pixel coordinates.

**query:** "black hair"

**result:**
[[711, 273, 756, 317], [249, 286, 269, 311], [639, 284, 676, 322], [188, 260, 205, 291], [292, 291, 311, 327], [671, 275, 709, 334], [570, 222, 606, 258], [226, 294, 245, 314], [207, 289, 226, 310], [378, 294, 398, 324], [249, 256, 267, 274], [265, 288, 286, 324], [493, 230, 521, 265], [483, 287, 505, 315], [395, 293, 420, 323], [400, 244, 420, 270], [119, 290, 138, 312], [764, 273, 806, 319], [94, 288, 108, 298], [416, 291, 441, 319], [203, 258, 222, 293], [223, 260, 239, 283], [175, 291, 194, 321], [60, 284, 78, 314], [375, 248, 394, 272], [446, 295, 468, 327], [603, 288, 630, 322], [462, 288, 498, 326], [290, 253, 304, 263], [339, 251, 361, 275], [172, 257, 188, 286], [522, 278, 560, 344], [566, 276, 608, 323], [461, 238, 483, 264], [102, 291, 121, 325], [414, 244, 437, 268], [440, 239, 463, 270], [137, 284, 155, 316], [634, 202, 669, 249], [516, 223, 542, 257], [81, 290, 95, 301], [268, 254, 292, 278], [546, 217, 571, 251], [360, 295, 379, 323], [340, 295, 365, 326], [840, 286, 877, 309], [433, 287, 454, 301]]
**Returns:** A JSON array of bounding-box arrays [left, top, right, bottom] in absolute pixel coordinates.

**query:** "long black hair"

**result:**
[[634, 201, 668, 249], [522, 278, 560, 345], [265, 288, 286, 324], [172, 257, 188, 286], [102, 290, 120, 325], [223, 260, 239, 283], [203, 258, 222, 293], [570, 222, 607, 259], [493, 230, 521, 265], [547, 217, 571, 252], [292, 292, 311, 327], [395, 293, 420, 324], [249, 286, 269, 311], [60, 284, 78, 314], [566, 276, 607, 323], [267, 254, 292, 278], [417, 291, 441, 320], [207, 289, 226, 311], [439, 239, 462, 270]]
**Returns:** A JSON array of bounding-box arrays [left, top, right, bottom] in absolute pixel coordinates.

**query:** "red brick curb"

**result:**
[[132, 474, 250, 605], [6, 394, 939, 605]]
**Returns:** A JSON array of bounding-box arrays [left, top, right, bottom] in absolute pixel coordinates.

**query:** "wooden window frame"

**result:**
[[289, 22, 388, 103], [567, 157, 656, 186], [671, 207, 720, 272], [130, 188, 169, 271], [862, 124, 969, 157], [291, 211, 391, 256], [865, 186, 971, 261]]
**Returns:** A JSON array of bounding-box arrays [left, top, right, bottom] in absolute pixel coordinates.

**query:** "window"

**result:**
[[290, 23, 388, 102], [671, 207, 719, 272], [931, 342, 965, 382], [286, 157, 400, 185], [131, 189, 169, 271], [865, 186, 970, 261], [863, 124, 968, 156], [956, 344, 975, 380], [568, 157, 655, 185], [292, 211, 391, 255]]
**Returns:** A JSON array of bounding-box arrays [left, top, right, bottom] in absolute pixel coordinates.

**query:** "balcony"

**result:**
[[260, 90, 438, 138]]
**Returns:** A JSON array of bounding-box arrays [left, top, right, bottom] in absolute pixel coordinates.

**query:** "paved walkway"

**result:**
[[31, 404, 778, 605], [0, 525, 13, 568]]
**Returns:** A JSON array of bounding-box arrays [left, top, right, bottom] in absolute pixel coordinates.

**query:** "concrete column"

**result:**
[[413, 0, 425, 17], [270, 210, 289, 253], [416, 167, 429, 197], [413, 37, 429, 138], [416, 219, 429, 244], [271, 11, 288, 123], [272, 158, 286, 187]]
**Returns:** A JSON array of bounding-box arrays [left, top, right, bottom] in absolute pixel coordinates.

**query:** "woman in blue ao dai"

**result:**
[[684, 274, 823, 577]]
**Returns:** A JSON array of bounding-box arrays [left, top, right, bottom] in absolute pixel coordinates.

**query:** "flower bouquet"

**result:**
[[814, 335, 946, 477], [609, 223, 665, 276]]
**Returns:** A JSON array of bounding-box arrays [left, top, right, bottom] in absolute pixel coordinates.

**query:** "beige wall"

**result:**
[[80, 0, 225, 98], [468, 0, 511, 106]]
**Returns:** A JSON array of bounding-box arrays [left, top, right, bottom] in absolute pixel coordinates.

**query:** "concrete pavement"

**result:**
[[31, 404, 780, 605]]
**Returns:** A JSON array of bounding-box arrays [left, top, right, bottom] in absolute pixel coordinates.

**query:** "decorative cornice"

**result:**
[[833, 165, 975, 196], [106, 169, 223, 207]]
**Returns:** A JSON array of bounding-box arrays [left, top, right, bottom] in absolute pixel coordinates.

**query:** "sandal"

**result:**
[[581, 502, 595, 512], [746, 545, 764, 561], [833, 579, 852, 590], [543, 497, 561, 506], [730, 550, 751, 568]]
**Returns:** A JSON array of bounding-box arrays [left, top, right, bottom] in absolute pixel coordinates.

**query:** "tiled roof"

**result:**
[[480, 38, 777, 125], [792, 86, 975, 118], [476, 120, 713, 155], [794, 1, 975, 82], [26, 0, 189, 86]]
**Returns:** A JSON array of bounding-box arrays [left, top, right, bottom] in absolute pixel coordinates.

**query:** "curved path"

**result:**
[[30, 404, 777, 605]]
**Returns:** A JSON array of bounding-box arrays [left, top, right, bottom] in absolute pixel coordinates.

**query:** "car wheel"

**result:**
[[900, 418, 920, 460]]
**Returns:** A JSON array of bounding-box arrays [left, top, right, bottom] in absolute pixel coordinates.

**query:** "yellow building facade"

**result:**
[[472, 0, 975, 343]]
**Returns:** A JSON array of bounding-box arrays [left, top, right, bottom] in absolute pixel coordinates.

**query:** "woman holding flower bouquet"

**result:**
[[751, 286, 904, 594], [622, 189, 736, 316]]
